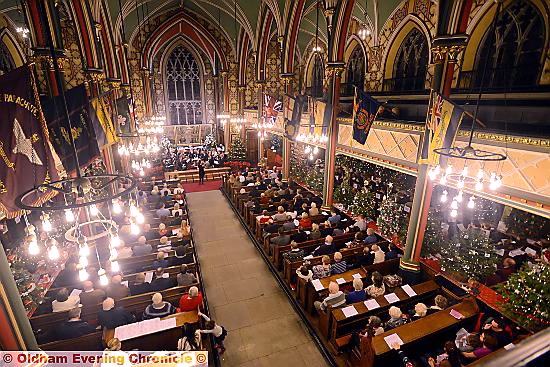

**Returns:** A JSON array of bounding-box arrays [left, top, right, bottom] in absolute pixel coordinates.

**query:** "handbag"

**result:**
[[383, 274, 403, 288]]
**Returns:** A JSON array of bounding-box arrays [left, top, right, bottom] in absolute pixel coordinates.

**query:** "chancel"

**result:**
[[0, 1, 548, 366]]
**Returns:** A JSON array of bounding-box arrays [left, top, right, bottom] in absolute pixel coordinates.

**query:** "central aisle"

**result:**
[[187, 190, 329, 367]]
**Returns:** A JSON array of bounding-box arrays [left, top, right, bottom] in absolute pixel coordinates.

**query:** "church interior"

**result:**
[[0, 0, 549, 366]]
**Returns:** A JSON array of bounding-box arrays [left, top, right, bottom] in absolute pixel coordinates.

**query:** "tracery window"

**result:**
[[166, 46, 203, 125], [0, 41, 16, 76], [311, 55, 324, 98], [472, 0, 545, 89], [346, 44, 366, 95], [387, 27, 428, 91]]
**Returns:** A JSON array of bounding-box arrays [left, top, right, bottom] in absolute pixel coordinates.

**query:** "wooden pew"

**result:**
[[164, 167, 230, 182], [39, 331, 104, 351], [349, 297, 480, 367]]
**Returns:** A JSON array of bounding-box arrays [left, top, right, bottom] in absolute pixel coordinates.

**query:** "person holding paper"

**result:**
[[312, 235, 334, 257], [290, 226, 308, 243], [151, 268, 176, 291], [426, 295, 449, 315], [312, 255, 332, 279], [143, 293, 176, 320], [129, 273, 152, 295], [52, 288, 81, 312], [309, 223, 321, 240], [410, 303, 428, 320], [79, 280, 106, 307], [314, 281, 346, 312], [106, 275, 130, 302], [385, 306, 408, 330]]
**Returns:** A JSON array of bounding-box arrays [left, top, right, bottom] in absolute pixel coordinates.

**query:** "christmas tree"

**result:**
[[505, 208, 550, 240], [350, 187, 377, 220], [204, 133, 216, 148], [496, 263, 550, 332], [10, 258, 44, 312], [228, 137, 247, 161], [377, 194, 409, 244], [439, 227, 499, 281], [422, 207, 448, 257]]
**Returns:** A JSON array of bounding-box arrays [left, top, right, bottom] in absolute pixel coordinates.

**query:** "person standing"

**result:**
[[198, 162, 205, 185]]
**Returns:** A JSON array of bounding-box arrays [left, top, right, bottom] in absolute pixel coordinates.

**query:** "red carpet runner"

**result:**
[[182, 180, 222, 193]]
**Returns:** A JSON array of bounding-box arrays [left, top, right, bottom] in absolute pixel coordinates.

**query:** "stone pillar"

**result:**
[[257, 80, 266, 162], [321, 62, 345, 210], [237, 84, 247, 141], [221, 70, 230, 146], [280, 74, 295, 180]]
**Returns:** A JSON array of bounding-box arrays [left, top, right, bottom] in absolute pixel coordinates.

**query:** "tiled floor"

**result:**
[[187, 190, 329, 367]]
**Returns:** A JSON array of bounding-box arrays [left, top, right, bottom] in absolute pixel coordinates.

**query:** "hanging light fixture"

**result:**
[[357, 0, 371, 40], [312, 1, 323, 53]]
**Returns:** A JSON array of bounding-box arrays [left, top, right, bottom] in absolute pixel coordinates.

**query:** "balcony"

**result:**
[[382, 77, 427, 93]]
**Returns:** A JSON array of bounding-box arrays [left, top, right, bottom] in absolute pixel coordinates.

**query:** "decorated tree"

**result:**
[[439, 228, 499, 281], [350, 187, 377, 220], [228, 137, 247, 161], [10, 258, 44, 312], [422, 207, 448, 256], [505, 208, 550, 240], [496, 263, 550, 332], [377, 194, 409, 244], [203, 133, 216, 148]]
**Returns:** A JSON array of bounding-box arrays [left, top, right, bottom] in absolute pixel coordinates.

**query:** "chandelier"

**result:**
[[138, 115, 166, 134], [313, 0, 323, 54], [357, 1, 371, 40], [304, 145, 320, 161], [296, 132, 328, 144], [117, 136, 161, 156]]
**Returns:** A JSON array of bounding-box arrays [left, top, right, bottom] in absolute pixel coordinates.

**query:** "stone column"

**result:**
[[280, 73, 295, 180]]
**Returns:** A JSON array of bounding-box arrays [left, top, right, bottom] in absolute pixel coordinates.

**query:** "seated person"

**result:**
[[132, 236, 153, 256], [456, 332, 482, 352], [296, 265, 313, 283], [156, 203, 171, 219], [258, 210, 271, 224], [272, 206, 290, 222], [179, 286, 203, 312], [142, 223, 158, 241], [143, 293, 176, 320], [427, 341, 462, 367], [158, 223, 171, 237], [385, 306, 408, 330], [180, 219, 191, 236], [312, 235, 334, 257], [177, 264, 197, 286], [152, 251, 169, 269], [346, 278, 367, 303], [56, 307, 96, 340], [283, 241, 304, 262], [157, 236, 171, 252], [331, 252, 347, 274], [309, 223, 321, 240], [314, 281, 346, 312], [262, 220, 281, 237], [53, 262, 78, 287], [385, 243, 399, 260], [312, 255, 332, 279], [347, 232, 366, 248], [364, 228, 378, 244], [117, 242, 133, 259], [98, 297, 135, 329], [309, 202, 319, 216], [151, 268, 176, 291], [282, 218, 297, 231], [172, 203, 183, 217], [328, 210, 341, 225], [129, 273, 152, 296], [299, 213, 312, 228], [79, 280, 106, 307], [367, 316, 385, 336], [426, 295, 449, 315], [270, 227, 291, 250], [482, 317, 512, 348], [365, 271, 386, 298], [371, 244, 385, 264], [461, 332, 499, 360], [410, 302, 428, 320], [106, 274, 130, 301], [357, 245, 374, 267], [349, 215, 367, 232], [291, 226, 309, 243], [52, 288, 81, 312], [320, 221, 334, 237]]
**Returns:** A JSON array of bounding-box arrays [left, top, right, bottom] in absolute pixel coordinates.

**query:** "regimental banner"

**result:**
[[116, 96, 133, 135], [284, 93, 304, 140], [41, 84, 100, 173], [352, 89, 380, 145], [420, 90, 464, 165], [90, 93, 119, 147], [0, 66, 59, 217], [313, 99, 328, 136], [263, 94, 282, 124]]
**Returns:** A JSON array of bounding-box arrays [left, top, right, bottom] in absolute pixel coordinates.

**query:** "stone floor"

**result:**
[[187, 190, 329, 367]]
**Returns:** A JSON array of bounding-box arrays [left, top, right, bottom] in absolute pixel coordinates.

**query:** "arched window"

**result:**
[[0, 41, 16, 76], [387, 28, 428, 91], [165, 45, 203, 125], [311, 55, 324, 98], [472, 0, 545, 89], [345, 44, 366, 95]]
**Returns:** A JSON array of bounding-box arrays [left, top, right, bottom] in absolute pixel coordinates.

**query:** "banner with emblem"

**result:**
[[116, 96, 133, 135], [284, 93, 304, 140], [41, 84, 100, 173], [420, 90, 464, 165], [352, 89, 380, 145], [0, 66, 60, 218], [90, 92, 119, 147]]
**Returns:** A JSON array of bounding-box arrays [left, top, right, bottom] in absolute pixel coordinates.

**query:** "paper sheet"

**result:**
[[525, 247, 537, 256], [341, 305, 359, 318], [161, 273, 169, 279], [364, 299, 380, 310], [383, 333, 404, 349], [504, 343, 515, 350], [495, 249, 505, 256], [294, 219, 300, 226], [401, 284, 417, 297], [121, 281, 129, 287], [341, 218, 347, 222], [70, 289, 82, 298], [384, 293, 400, 304], [145, 271, 154, 283], [322, 212, 330, 216], [172, 228, 180, 235], [305, 231, 311, 235], [449, 309, 464, 319], [352, 273, 362, 279], [335, 277, 346, 285], [311, 279, 324, 291], [509, 249, 525, 257]]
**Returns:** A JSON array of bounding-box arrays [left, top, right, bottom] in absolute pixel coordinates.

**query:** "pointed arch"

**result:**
[[344, 37, 367, 95], [256, 6, 274, 80], [0, 27, 25, 73], [282, 0, 306, 74]]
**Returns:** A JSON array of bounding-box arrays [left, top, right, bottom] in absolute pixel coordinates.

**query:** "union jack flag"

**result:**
[[264, 94, 282, 123], [428, 93, 444, 132]]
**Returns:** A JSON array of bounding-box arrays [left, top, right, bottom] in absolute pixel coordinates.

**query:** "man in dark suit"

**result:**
[[56, 307, 96, 340], [357, 246, 375, 267], [98, 298, 135, 329], [291, 226, 308, 243], [105, 274, 130, 301], [79, 280, 106, 307], [150, 268, 176, 292], [312, 236, 335, 257], [129, 273, 152, 296], [320, 222, 335, 237]]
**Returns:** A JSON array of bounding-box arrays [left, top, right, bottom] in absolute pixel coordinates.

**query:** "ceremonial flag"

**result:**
[[263, 94, 282, 124], [284, 94, 304, 140], [313, 100, 329, 136], [352, 89, 380, 145], [90, 93, 118, 147], [420, 90, 464, 165], [42, 84, 100, 173], [116, 97, 133, 134], [0, 66, 59, 217]]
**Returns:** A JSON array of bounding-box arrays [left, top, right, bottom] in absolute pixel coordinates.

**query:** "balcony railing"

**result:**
[[382, 77, 426, 93], [457, 68, 542, 92]]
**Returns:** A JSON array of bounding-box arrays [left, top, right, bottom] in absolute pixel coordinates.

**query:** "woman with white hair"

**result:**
[[143, 293, 176, 319], [178, 286, 203, 312], [385, 306, 408, 330], [309, 202, 319, 216], [411, 302, 428, 320], [346, 277, 367, 303]]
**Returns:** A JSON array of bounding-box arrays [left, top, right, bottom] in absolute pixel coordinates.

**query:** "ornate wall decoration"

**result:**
[[244, 53, 257, 108], [60, 16, 85, 90], [265, 39, 284, 98]]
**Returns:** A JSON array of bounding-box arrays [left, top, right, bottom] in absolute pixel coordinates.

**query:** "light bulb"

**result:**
[[313, 146, 319, 155], [79, 269, 89, 281], [428, 167, 437, 180], [65, 210, 75, 223], [445, 165, 453, 175], [110, 247, 118, 259], [440, 190, 448, 203], [130, 204, 138, 217], [112, 201, 122, 214], [79, 256, 88, 267], [489, 180, 498, 191], [468, 197, 475, 209], [451, 200, 458, 210], [89, 204, 99, 216], [450, 209, 458, 218], [111, 261, 120, 272], [461, 166, 468, 176], [136, 212, 145, 224], [130, 222, 140, 235], [457, 179, 465, 189], [139, 169, 145, 176], [456, 191, 463, 202], [304, 146, 311, 154], [475, 180, 483, 191], [495, 175, 502, 189], [110, 235, 120, 247], [48, 244, 59, 260], [28, 240, 39, 255], [42, 219, 52, 232], [309, 153, 314, 161], [79, 243, 90, 257], [434, 165, 441, 175], [99, 273, 108, 286], [439, 175, 447, 185], [477, 168, 484, 179]]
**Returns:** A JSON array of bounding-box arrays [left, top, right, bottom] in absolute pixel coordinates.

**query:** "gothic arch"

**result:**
[[0, 27, 25, 72], [343, 35, 367, 88]]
